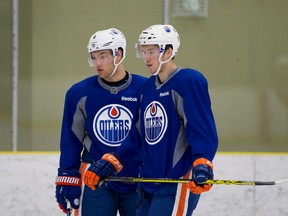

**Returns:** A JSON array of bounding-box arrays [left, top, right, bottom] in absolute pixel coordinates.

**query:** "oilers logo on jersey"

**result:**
[[93, 104, 133, 147], [144, 101, 168, 145]]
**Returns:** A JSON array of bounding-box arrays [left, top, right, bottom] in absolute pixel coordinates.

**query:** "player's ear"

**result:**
[[168, 46, 174, 56], [116, 48, 124, 63], [163, 47, 173, 61]]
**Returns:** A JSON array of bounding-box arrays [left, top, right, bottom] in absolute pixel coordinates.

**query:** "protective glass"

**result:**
[[135, 44, 160, 59], [89, 52, 113, 66]]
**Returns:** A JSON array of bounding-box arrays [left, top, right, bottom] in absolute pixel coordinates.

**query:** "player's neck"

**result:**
[[158, 62, 177, 83], [102, 69, 128, 87], [106, 65, 126, 82]]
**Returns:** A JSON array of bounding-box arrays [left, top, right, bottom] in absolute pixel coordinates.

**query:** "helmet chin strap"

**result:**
[[152, 53, 174, 76], [109, 55, 125, 77]]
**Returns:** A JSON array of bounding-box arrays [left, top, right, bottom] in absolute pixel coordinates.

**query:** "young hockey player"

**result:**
[[55, 28, 147, 216], [84, 24, 218, 216]]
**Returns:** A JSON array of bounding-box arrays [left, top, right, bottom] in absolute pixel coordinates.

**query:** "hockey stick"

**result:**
[[66, 200, 72, 216], [104, 176, 288, 186]]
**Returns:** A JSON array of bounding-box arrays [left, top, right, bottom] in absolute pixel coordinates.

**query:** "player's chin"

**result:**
[[97, 70, 106, 78], [147, 66, 155, 74]]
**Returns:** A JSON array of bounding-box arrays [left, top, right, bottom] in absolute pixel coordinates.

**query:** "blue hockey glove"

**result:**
[[55, 168, 81, 213], [188, 158, 214, 194], [84, 153, 123, 190]]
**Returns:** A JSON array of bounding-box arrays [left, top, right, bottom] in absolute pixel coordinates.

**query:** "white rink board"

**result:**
[[0, 153, 287, 216]]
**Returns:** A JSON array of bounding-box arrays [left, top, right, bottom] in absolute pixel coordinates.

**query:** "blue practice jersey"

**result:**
[[59, 72, 147, 193], [118, 67, 218, 193]]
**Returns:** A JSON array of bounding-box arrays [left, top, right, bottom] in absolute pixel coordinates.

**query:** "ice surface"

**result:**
[[0, 153, 287, 216]]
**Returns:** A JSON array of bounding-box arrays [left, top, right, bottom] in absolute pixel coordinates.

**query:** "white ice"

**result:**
[[0, 153, 287, 216]]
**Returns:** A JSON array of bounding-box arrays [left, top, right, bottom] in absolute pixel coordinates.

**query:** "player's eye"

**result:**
[[99, 54, 107, 60], [142, 49, 158, 57]]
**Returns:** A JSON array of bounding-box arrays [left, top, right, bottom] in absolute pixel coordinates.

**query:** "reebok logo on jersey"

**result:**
[[144, 101, 168, 145], [159, 91, 169, 97], [93, 104, 133, 147], [121, 96, 137, 102]]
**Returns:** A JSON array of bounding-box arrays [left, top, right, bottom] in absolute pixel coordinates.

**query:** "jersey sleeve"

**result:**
[[116, 103, 142, 166], [180, 71, 218, 162], [59, 89, 85, 170]]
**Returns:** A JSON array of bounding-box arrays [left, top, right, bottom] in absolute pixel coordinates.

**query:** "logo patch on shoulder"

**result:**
[[93, 104, 133, 147], [144, 101, 168, 145]]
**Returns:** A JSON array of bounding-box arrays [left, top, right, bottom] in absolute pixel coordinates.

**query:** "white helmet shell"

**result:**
[[87, 28, 126, 67], [137, 24, 180, 57]]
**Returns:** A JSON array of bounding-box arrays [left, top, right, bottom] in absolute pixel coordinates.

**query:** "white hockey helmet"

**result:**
[[136, 24, 180, 75], [137, 24, 180, 58], [87, 28, 126, 68]]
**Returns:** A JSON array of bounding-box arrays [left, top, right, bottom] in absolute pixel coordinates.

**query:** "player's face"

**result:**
[[90, 50, 115, 78], [141, 45, 161, 74]]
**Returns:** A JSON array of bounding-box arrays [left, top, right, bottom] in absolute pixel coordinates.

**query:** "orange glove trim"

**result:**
[[84, 170, 99, 191], [102, 153, 123, 173], [187, 181, 212, 194], [58, 203, 67, 214], [193, 158, 214, 170]]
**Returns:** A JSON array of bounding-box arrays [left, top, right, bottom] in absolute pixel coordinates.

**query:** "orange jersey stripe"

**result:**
[[175, 171, 191, 216]]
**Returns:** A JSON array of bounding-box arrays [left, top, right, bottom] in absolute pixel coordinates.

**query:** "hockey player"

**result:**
[[55, 28, 147, 216], [84, 24, 218, 215]]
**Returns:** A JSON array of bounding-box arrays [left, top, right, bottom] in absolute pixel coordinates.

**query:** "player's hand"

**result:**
[[188, 158, 214, 194], [55, 168, 81, 213], [84, 153, 123, 190]]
